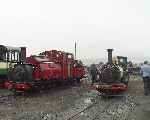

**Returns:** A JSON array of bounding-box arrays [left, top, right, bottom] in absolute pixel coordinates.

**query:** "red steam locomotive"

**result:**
[[5, 49, 85, 92]]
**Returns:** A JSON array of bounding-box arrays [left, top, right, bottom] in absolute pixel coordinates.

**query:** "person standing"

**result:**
[[140, 61, 150, 95], [90, 64, 98, 85]]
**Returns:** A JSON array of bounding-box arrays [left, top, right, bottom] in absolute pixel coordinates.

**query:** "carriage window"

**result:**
[[12, 52, 15, 61], [0, 53, 6, 60], [8, 51, 19, 61], [12, 52, 19, 61], [15, 52, 19, 61], [5, 52, 9, 61], [119, 58, 124, 63], [9, 52, 12, 61]]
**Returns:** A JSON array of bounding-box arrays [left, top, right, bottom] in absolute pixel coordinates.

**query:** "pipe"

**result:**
[[20, 47, 26, 61], [107, 49, 113, 64]]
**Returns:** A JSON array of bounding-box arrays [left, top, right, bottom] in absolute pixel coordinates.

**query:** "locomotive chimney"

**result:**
[[107, 49, 113, 64], [20, 47, 26, 61]]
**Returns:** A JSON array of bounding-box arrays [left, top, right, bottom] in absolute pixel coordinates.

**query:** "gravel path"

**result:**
[[0, 76, 149, 120]]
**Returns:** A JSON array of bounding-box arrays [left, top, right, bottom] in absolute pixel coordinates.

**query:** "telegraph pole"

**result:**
[[75, 42, 77, 59]]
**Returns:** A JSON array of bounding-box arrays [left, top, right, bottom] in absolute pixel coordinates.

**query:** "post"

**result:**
[[75, 42, 77, 60]]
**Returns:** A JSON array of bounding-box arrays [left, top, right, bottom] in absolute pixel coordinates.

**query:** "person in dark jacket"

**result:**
[[140, 61, 150, 95], [90, 64, 98, 85]]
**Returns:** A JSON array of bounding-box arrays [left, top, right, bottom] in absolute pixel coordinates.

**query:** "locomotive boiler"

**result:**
[[96, 49, 129, 95]]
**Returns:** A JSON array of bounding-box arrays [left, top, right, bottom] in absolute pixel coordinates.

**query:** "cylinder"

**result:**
[[107, 49, 113, 64]]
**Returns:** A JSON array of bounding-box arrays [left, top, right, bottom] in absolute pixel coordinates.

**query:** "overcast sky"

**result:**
[[0, 0, 150, 62]]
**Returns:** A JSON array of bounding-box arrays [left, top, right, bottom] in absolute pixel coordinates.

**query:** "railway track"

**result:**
[[66, 101, 97, 120], [64, 97, 118, 120]]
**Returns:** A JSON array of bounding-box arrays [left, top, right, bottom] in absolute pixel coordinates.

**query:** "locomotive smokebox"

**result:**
[[107, 49, 113, 64]]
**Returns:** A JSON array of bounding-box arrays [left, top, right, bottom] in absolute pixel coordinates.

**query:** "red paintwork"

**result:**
[[26, 56, 62, 81], [4, 81, 13, 89], [41, 50, 85, 80], [4, 81, 31, 91], [73, 67, 85, 79], [96, 83, 127, 94], [14, 83, 31, 91], [0, 84, 4, 88], [41, 63, 62, 80], [32, 68, 41, 81]]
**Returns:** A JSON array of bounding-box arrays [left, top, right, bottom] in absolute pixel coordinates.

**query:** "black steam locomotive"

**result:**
[[96, 49, 129, 95]]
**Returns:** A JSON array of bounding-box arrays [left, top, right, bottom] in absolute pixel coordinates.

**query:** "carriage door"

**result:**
[[67, 63, 73, 79], [67, 54, 73, 79]]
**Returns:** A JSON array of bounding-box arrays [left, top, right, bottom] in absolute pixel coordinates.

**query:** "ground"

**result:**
[[0, 75, 150, 120]]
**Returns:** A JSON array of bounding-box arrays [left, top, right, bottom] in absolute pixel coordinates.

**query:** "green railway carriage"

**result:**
[[0, 45, 26, 83]]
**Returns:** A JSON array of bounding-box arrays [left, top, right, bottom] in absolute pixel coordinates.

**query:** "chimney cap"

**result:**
[[107, 49, 113, 52]]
